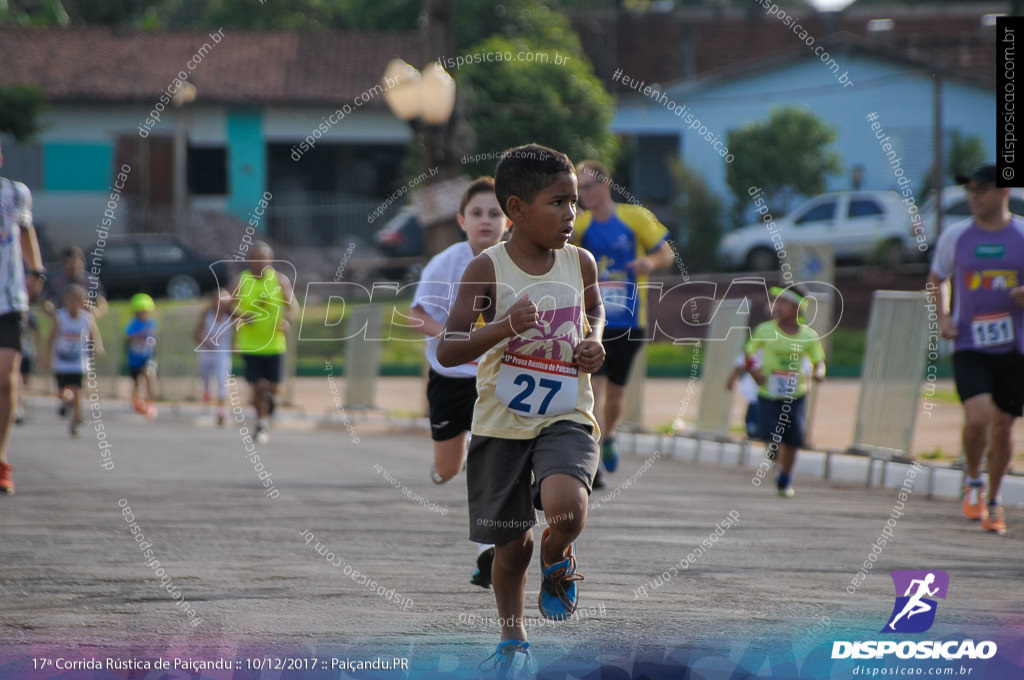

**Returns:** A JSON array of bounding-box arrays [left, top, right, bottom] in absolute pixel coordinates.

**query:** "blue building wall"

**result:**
[[613, 52, 994, 220], [226, 110, 266, 225]]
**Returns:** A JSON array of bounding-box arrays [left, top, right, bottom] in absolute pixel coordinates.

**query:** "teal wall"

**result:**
[[226, 110, 266, 225], [44, 143, 112, 191]]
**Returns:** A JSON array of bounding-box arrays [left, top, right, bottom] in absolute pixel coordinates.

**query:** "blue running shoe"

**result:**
[[480, 640, 535, 679], [601, 439, 619, 473], [538, 527, 583, 620]]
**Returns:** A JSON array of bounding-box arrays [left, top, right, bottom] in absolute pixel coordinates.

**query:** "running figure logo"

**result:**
[[882, 570, 949, 634]]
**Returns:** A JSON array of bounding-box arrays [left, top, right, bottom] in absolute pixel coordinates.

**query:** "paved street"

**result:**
[[1, 402, 1022, 679]]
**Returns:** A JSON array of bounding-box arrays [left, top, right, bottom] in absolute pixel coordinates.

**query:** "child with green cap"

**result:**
[[125, 293, 159, 418]]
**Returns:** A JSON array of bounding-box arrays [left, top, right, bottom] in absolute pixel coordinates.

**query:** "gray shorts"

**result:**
[[467, 420, 599, 545]]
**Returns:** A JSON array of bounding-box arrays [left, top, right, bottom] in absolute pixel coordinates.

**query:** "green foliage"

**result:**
[[201, 0, 337, 30], [60, 0, 136, 25], [668, 158, 724, 274], [0, 0, 69, 25], [725, 106, 841, 221], [947, 130, 987, 182], [333, 0, 420, 31], [457, 34, 617, 175], [0, 84, 47, 142], [452, 0, 582, 56], [920, 130, 988, 199]]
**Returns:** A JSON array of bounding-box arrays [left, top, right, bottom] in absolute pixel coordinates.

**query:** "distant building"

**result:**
[[0, 27, 422, 249], [608, 37, 994, 219]]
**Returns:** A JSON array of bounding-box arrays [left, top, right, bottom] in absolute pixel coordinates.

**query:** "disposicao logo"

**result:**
[[832, 570, 997, 661], [882, 569, 948, 634]]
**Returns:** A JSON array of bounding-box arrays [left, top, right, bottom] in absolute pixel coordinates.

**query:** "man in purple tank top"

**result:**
[[927, 163, 1024, 535]]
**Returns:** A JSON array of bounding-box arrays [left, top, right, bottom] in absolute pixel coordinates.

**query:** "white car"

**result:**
[[917, 185, 1024, 256], [717, 191, 914, 271]]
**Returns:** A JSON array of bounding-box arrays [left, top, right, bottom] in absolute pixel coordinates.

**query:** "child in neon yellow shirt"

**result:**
[[745, 285, 825, 497]]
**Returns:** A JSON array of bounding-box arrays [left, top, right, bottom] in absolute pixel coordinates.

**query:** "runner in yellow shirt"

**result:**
[[233, 241, 296, 444]]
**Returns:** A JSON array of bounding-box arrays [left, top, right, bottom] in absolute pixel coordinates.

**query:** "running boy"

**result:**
[[194, 291, 235, 426], [46, 285, 104, 436], [125, 293, 158, 418], [745, 285, 825, 497], [437, 144, 605, 676], [410, 176, 509, 588]]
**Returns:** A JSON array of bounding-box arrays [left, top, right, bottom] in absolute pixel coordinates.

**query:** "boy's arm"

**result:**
[[628, 239, 674, 275], [809, 336, 826, 382], [437, 255, 535, 368], [17, 185, 44, 298], [725, 365, 742, 391], [89, 317, 105, 356], [926, 270, 957, 339], [193, 307, 208, 345], [409, 257, 450, 338], [408, 305, 445, 338], [278, 273, 298, 321], [573, 248, 605, 373], [811, 362, 826, 383], [745, 342, 766, 386], [44, 323, 57, 370], [91, 290, 109, 319]]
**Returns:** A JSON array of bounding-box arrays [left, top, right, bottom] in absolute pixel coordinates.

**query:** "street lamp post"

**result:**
[[171, 82, 197, 235], [381, 59, 458, 256]]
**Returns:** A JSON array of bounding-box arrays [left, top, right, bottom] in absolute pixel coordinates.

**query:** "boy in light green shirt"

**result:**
[[745, 285, 826, 497]]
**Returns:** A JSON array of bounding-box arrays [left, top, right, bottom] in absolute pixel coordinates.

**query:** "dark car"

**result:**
[[374, 208, 424, 282], [93, 234, 226, 300]]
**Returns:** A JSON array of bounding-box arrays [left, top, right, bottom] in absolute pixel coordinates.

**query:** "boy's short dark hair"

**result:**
[[494, 144, 575, 219], [458, 176, 496, 216]]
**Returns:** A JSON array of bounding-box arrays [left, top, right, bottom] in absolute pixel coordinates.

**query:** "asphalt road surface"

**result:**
[[1, 404, 1021, 679]]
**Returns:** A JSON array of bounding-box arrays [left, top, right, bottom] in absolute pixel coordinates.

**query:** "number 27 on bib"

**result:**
[[494, 352, 579, 417]]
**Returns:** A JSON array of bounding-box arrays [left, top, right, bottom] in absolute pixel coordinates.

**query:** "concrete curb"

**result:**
[[617, 431, 1024, 508]]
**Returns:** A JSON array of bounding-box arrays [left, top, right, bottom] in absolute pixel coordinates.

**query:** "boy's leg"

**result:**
[[538, 474, 587, 564], [70, 385, 81, 422], [0, 350, 18, 459], [493, 530, 533, 642], [69, 385, 82, 435], [466, 434, 537, 636], [776, 444, 797, 477], [266, 380, 280, 413], [961, 394, 993, 482], [142, 368, 153, 401], [533, 421, 599, 618], [987, 410, 1013, 503], [426, 372, 477, 483], [433, 433, 468, 482], [602, 383, 627, 440], [252, 379, 268, 419]]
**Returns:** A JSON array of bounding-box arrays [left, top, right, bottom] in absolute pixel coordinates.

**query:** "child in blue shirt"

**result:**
[[125, 293, 158, 418]]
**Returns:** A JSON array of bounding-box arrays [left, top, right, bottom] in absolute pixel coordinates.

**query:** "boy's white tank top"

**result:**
[[472, 243, 598, 440]]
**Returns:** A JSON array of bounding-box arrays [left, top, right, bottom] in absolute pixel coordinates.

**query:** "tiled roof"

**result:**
[[572, 5, 998, 92], [0, 27, 423, 105]]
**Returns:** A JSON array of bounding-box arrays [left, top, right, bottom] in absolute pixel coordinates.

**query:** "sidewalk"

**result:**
[[282, 375, 1024, 462]]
